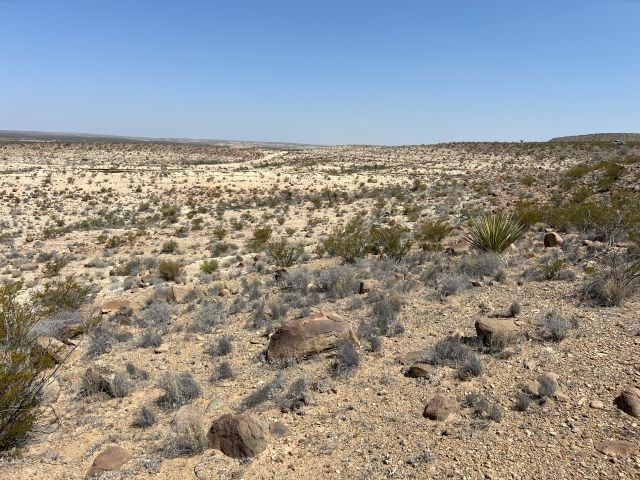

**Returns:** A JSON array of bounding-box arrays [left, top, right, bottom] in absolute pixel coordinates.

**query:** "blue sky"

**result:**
[[1, 0, 639, 144]]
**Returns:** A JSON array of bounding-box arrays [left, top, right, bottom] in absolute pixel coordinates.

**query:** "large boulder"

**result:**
[[267, 312, 357, 361], [475, 317, 518, 346], [207, 413, 267, 458], [34, 336, 70, 364], [614, 387, 640, 418], [86, 446, 131, 478]]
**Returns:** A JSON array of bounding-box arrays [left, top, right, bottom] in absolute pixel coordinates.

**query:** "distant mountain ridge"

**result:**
[[549, 133, 640, 142], [0, 130, 317, 149]]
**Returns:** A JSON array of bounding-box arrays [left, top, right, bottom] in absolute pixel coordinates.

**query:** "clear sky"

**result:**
[[1, 0, 639, 145]]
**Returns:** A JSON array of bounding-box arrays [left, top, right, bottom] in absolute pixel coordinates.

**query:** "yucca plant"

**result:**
[[463, 212, 527, 253]]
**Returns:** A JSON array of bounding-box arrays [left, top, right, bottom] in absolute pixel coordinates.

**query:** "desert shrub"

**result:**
[[461, 393, 502, 422], [81, 369, 131, 398], [370, 291, 404, 336], [426, 336, 483, 379], [357, 322, 382, 352], [414, 219, 452, 251], [142, 301, 171, 326], [246, 225, 273, 251], [322, 217, 370, 263], [200, 259, 219, 274], [42, 255, 69, 277], [205, 335, 232, 357], [86, 325, 116, 358], [33, 277, 92, 316], [507, 302, 521, 318], [0, 282, 57, 451], [138, 331, 162, 348], [439, 274, 472, 297], [540, 254, 564, 280], [266, 238, 303, 267], [277, 378, 311, 412], [582, 255, 639, 306], [158, 260, 182, 281], [190, 301, 226, 332], [459, 253, 502, 278], [133, 405, 157, 428], [369, 224, 412, 261], [539, 311, 577, 341], [161, 240, 178, 254], [209, 361, 234, 383], [463, 212, 527, 253], [163, 414, 206, 458], [537, 376, 557, 399], [555, 268, 577, 281], [515, 392, 530, 412], [331, 340, 360, 378], [157, 372, 202, 410], [30, 309, 84, 341], [314, 265, 359, 300], [238, 375, 284, 411], [126, 362, 149, 380]]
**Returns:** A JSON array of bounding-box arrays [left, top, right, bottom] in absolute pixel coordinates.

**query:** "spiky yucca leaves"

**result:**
[[463, 213, 527, 253]]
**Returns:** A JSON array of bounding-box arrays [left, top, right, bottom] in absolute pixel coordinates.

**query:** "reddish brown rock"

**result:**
[[267, 312, 358, 361], [543, 232, 564, 248], [86, 446, 131, 478], [101, 299, 131, 315], [34, 336, 69, 364], [207, 414, 266, 458], [423, 394, 459, 421], [171, 285, 193, 303], [614, 387, 640, 418], [406, 364, 435, 378]]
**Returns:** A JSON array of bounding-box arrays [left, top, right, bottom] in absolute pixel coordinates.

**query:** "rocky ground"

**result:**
[[0, 140, 639, 479]]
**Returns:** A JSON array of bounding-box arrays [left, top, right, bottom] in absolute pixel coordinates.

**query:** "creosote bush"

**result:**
[[414, 219, 452, 251], [266, 238, 303, 267], [158, 260, 182, 281], [246, 225, 273, 251], [322, 217, 370, 263], [0, 282, 57, 451]]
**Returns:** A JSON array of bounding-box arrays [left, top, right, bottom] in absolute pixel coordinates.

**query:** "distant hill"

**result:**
[[549, 133, 640, 143], [0, 130, 316, 149]]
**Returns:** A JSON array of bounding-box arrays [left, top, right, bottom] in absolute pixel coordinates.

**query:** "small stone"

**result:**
[[423, 394, 459, 421], [86, 446, 131, 478]]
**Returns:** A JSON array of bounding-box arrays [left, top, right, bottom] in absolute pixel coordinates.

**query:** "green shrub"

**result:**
[[369, 224, 412, 261], [414, 219, 452, 251], [200, 259, 219, 274], [161, 240, 179, 254], [1, 282, 57, 451], [322, 217, 370, 263], [463, 212, 527, 253], [266, 238, 303, 267], [159, 260, 182, 281], [246, 225, 273, 251], [42, 255, 69, 278], [33, 277, 92, 316]]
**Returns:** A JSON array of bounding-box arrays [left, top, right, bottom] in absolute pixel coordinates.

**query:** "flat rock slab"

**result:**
[[207, 413, 266, 458], [86, 446, 131, 478], [595, 440, 639, 457], [397, 350, 425, 365], [267, 312, 357, 361]]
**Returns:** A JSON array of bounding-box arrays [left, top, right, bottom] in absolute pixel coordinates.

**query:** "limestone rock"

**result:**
[[475, 317, 518, 346], [595, 440, 639, 457]]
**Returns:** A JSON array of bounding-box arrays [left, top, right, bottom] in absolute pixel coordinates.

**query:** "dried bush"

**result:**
[[157, 372, 202, 410], [439, 274, 472, 297], [138, 331, 162, 348], [459, 253, 502, 278], [238, 375, 284, 411], [426, 336, 483, 379], [209, 361, 234, 383], [332, 340, 360, 378], [161, 240, 178, 254], [582, 254, 639, 306], [142, 301, 171, 326], [133, 405, 157, 428], [277, 378, 311, 412], [539, 310, 577, 341], [205, 335, 232, 357]]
